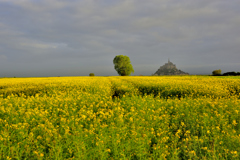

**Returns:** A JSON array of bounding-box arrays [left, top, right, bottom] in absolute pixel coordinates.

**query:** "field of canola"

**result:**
[[1, 76, 240, 159]]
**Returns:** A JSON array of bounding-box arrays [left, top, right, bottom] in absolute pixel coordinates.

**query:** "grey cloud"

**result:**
[[0, 0, 240, 77]]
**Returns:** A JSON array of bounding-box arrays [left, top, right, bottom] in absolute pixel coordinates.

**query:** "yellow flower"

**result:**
[[202, 147, 208, 150], [181, 122, 185, 126], [189, 150, 196, 155], [233, 120, 238, 126], [82, 115, 87, 120], [129, 117, 133, 122], [6, 156, 11, 160]]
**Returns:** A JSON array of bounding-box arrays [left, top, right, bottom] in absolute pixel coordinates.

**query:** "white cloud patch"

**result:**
[[20, 42, 67, 49]]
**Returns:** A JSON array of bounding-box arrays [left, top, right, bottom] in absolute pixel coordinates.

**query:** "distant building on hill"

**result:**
[[153, 59, 189, 75]]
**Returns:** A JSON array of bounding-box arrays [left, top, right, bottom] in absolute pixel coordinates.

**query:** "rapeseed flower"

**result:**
[[1, 76, 240, 159]]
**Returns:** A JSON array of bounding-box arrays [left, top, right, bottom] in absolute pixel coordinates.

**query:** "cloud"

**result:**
[[1, 0, 68, 11], [20, 42, 67, 50], [0, 0, 240, 76], [0, 54, 7, 62]]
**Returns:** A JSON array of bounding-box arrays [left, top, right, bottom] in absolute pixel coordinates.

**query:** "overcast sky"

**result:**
[[0, 0, 240, 77]]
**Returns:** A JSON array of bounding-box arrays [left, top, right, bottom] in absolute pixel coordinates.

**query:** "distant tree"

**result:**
[[222, 72, 237, 76], [89, 73, 95, 76], [113, 55, 134, 76], [212, 69, 222, 76]]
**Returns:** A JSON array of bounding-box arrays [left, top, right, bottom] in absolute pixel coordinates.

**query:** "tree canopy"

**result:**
[[212, 69, 222, 76], [113, 55, 134, 76]]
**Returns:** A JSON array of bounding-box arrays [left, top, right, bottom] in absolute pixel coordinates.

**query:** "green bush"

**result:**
[[89, 73, 95, 76], [212, 69, 221, 76]]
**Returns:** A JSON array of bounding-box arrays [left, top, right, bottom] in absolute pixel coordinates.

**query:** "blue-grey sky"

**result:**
[[1, 0, 240, 77]]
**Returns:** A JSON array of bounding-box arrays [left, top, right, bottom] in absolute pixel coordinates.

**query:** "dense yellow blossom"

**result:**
[[0, 76, 240, 159]]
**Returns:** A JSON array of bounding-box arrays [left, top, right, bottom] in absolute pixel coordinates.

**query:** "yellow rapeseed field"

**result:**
[[0, 76, 240, 159]]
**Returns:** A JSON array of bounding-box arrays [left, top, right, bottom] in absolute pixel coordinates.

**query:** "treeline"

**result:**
[[212, 69, 240, 76]]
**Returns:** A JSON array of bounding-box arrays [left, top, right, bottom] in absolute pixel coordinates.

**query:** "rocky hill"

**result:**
[[153, 59, 189, 75]]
